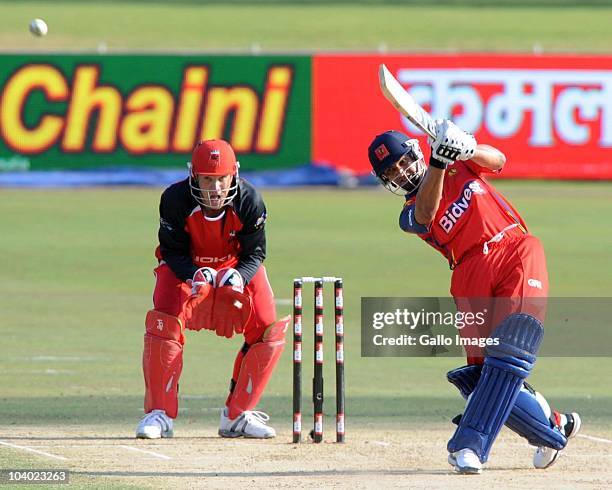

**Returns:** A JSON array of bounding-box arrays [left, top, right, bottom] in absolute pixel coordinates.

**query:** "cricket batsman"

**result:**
[[136, 139, 289, 440], [368, 122, 581, 474]]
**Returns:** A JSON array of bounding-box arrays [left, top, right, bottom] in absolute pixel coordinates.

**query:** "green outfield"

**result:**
[[1, 183, 611, 486], [1, 0, 612, 52], [1, 182, 611, 420]]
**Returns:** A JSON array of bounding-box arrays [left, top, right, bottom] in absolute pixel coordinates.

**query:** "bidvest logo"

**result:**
[[0, 63, 294, 156], [439, 181, 486, 233]]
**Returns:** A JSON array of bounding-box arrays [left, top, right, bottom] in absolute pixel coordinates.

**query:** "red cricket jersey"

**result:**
[[154, 178, 267, 283], [184, 206, 242, 269], [400, 161, 527, 268]]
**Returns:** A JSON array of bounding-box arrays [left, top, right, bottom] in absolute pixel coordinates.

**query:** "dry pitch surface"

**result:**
[[1, 424, 611, 489]]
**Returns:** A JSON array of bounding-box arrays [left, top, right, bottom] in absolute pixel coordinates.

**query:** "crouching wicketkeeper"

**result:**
[[136, 139, 289, 440]]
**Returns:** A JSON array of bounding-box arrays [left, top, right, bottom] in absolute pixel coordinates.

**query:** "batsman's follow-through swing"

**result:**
[[368, 64, 581, 474]]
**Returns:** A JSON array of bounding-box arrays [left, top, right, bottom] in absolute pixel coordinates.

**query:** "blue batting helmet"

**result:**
[[367, 131, 425, 196]]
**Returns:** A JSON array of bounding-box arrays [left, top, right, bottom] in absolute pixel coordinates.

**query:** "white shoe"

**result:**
[[136, 409, 174, 439], [218, 407, 276, 439], [534, 412, 581, 469], [448, 448, 482, 475]]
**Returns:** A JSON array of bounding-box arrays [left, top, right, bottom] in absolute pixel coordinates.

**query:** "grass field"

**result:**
[[0, 182, 611, 487], [1, 1, 612, 52]]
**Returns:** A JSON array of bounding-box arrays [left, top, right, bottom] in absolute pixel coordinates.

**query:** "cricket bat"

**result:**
[[378, 64, 437, 139]]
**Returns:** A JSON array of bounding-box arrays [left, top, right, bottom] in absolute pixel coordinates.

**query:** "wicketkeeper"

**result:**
[[136, 139, 289, 440], [368, 121, 581, 474]]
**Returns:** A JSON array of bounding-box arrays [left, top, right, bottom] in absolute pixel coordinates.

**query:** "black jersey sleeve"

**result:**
[[158, 180, 198, 282], [233, 179, 267, 284]]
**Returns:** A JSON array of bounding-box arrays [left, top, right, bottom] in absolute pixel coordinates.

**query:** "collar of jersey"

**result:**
[[202, 209, 226, 221]]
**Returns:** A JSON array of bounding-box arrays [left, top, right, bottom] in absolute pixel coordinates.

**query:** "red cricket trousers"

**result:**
[[450, 234, 549, 363]]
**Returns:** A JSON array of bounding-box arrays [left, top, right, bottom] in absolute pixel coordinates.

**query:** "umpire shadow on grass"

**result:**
[[1, 395, 610, 426]]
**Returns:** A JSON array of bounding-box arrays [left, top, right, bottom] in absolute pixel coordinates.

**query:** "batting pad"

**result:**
[[506, 385, 567, 449], [447, 364, 482, 399], [447, 313, 544, 462], [448, 364, 567, 450]]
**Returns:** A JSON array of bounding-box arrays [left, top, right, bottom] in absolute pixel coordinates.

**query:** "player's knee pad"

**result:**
[[485, 313, 543, 378], [226, 317, 289, 419], [145, 309, 184, 342], [448, 313, 544, 462], [143, 310, 184, 418], [262, 315, 290, 342]]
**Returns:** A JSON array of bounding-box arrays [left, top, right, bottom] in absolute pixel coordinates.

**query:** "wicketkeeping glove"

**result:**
[[184, 267, 216, 331], [210, 268, 252, 338]]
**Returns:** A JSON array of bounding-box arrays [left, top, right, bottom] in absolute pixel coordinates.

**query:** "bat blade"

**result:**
[[378, 64, 437, 139]]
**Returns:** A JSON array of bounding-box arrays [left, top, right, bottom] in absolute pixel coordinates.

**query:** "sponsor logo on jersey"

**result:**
[[160, 217, 173, 231], [255, 211, 267, 229], [528, 278, 543, 289], [438, 180, 486, 233], [194, 253, 234, 264]]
